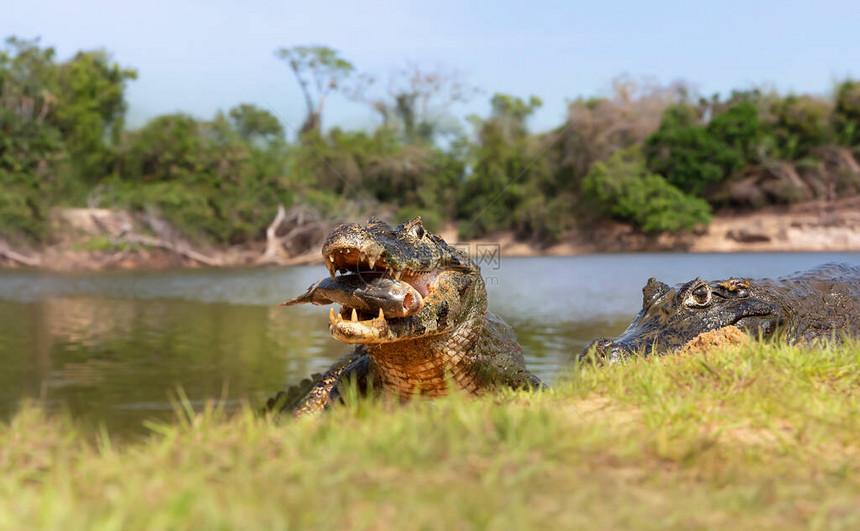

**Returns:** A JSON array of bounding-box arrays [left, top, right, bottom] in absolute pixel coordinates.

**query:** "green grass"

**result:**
[[2, 340, 860, 529], [71, 235, 153, 253]]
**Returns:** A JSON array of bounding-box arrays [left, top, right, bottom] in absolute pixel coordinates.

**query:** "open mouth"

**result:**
[[326, 245, 436, 313], [322, 246, 438, 342], [279, 245, 442, 343]]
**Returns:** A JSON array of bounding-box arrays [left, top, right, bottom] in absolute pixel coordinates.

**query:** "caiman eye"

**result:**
[[685, 284, 712, 308], [410, 224, 425, 239]]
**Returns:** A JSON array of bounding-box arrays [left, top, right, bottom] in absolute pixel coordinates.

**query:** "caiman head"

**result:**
[[281, 217, 485, 344], [583, 276, 786, 362]]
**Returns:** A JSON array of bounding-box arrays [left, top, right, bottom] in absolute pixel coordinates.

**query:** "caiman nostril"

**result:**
[[581, 337, 614, 361]]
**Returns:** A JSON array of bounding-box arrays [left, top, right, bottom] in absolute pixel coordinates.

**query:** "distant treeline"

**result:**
[[3, 37, 860, 246]]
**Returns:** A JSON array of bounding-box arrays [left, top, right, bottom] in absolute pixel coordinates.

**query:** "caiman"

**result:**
[[583, 262, 860, 362], [268, 217, 542, 417]]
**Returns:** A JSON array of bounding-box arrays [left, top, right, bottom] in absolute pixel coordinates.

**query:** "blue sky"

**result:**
[[6, 0, 860, 135]]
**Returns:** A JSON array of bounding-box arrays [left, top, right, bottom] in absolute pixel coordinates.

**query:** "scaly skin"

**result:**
[[583, 262, 860, 362], [268, 217, 542, 417]]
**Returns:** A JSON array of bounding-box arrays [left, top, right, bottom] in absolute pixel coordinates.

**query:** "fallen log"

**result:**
[[0, 240, 41, 267], [118, 233, 222, 266], [257, 204, 329, 265]]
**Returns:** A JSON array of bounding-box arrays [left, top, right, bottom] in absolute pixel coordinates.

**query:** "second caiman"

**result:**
[[583, 262, 860, 362], [269, 217, 543, 417]]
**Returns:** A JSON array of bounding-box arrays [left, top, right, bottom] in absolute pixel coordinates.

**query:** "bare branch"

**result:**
[[0, 240, 41, 267], [257, 205, 329, 265]]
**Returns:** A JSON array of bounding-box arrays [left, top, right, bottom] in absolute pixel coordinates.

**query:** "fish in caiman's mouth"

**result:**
[[280, 244, 453, 343], [279, 217, 477, 344]]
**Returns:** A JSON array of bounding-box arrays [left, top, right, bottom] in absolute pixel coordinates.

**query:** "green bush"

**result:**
[[583, 147, 712, 232], [771, 95, 832, 158], [106, 108, 296, 244], [645, 104, 753, 195], [706, 100, 765, 159], [835, 79, 860, 146], [457, 93, 568, 240], [0, 186, 47, 243]]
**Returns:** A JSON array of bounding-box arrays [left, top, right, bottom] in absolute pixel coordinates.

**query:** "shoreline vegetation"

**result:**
[[1, 197, 859, 271], [1, 339, 858, 527], [3, 37, 860, 270]]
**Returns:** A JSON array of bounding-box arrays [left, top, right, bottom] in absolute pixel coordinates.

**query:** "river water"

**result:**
[[1, 252, 857, 435]]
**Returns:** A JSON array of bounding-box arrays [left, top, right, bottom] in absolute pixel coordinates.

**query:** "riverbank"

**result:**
[[2, 197, 859, 271], [1, 340, 858, 528], [487, 195, 860, 257]]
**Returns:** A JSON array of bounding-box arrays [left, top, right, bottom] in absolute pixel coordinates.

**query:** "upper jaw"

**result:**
[[322, 242, 454, 298], [323, 245, 389, 281]]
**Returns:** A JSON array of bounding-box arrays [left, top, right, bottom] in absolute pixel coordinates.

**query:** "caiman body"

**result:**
[[584, 263, 860, 362], [270, 217, 542, 417]]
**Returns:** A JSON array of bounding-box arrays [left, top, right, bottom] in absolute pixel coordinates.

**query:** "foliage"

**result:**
[[117, 113, 205, 182], [366, 63, 477, 145], [645, 103, 752, 195], [583, 147, 712, 232], [1, 340, 860, 527], [226, 103, 285, 144], [0, 38, 65, 241], [274, 45, 355, 134], [771, 95, 832, 158], [109, 109, 293, 244], [706, 99, 765, 159], [834, 79, 860, 146], [290, 127, 465, 230], [53, 49, 137, 182], [458, 93, 570, 240], [557, 77, 681, 185], [4, 35, 860, 248]]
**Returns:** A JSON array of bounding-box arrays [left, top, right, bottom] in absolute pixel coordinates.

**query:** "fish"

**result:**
[[279, 273, 423, 318]]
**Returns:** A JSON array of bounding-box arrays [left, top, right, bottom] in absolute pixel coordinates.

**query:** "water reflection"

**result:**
[[0, 251, 857, 435]]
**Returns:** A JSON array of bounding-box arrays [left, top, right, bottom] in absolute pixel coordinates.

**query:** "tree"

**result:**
[[0, 37, 62, 182], [274, 45, 355, 135], [118, 114, 204, 182], [458, 93, 557, 239], [834, 79, 860, 146], [771, 95, 832, 158], [486, 93, 543, 139], [705, 100, 764, 160], [113, 112, 293, 244], [582, 147, 712, 232], [0, 37, 64, 242], [54, 49, 137, 181], [645, 102, 753, 195], [555, 77, 684, 188], [366, 63, 477, 144], [226, 103, 284, 144]]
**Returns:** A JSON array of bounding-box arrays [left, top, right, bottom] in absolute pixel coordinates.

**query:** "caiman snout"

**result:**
[[581, 337, 625, 363]]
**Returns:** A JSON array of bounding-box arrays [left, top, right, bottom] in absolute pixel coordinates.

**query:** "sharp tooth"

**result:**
[[329, 308, 336, 325], [378, 308, 385, 321], [328, 262, 336, 280], [351, 308, 358, 322], [360, 252, 367, 262], [368, 256, 376, 269], [394, 270, 402, 281], [329, 255, 335, 263], [337, 308, 344, 322]]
